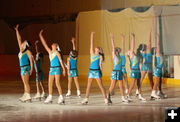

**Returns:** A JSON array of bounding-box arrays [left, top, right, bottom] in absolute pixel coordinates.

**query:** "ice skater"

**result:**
[[66, 37, 81, 98], [39, 29, 66, 104], [126, 33, 146, 102], [120, 34, 129, 94], [81, 32, 110, 105], [33, 40, 46, 100], [107, 32, 128, 103], [151, 33, 167, 99], [136, 30, 154, 96], [15, 24, 33, 102]]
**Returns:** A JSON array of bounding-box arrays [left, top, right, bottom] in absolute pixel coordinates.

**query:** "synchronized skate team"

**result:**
[[15, 24, 167, 105]]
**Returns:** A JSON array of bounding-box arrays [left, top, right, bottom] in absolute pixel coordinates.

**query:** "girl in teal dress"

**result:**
[[15, 25, 33, 102], [127, 33, 146, 102], [33, 40, 46, 100], [39, 30, 66, 104], [66, 37, 81, 98], [151, 33, 167, 99], [108, 32, 128, 103], [81, 32, 110, 105], [136, 30, 154, 97]]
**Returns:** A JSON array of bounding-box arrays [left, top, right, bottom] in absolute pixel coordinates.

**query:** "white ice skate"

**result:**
[[21, 93, 31, 102], [33, 92, 41, 100], [136, 89, 139, 97], [138, 94, 146, 102], [65, 90, 71, 98], [41, 92, 47, 99], [77, 90, 81, 98], [19, 93, 26, 101], [44, 95, 53, 104], [81, 98, 88, 105], [122, 96, 129, 103], [58, 96, 65, 105], [157, 91, 167, 99], [151, 92, 161, 100], [126, 95, 133, 102]]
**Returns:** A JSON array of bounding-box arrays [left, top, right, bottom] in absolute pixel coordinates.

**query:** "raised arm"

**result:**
[[130, 33, 135, 56], [71, 37, 76, 50], [35, 40, 39, 53], [121, 34, 125, 55], [39, 30, 51, 53], [156, 33, 160, 56], [148, 30, 152, 52], [90, 32, 95, 55], [110, 32, 115, 56], [14, 24, 22, 49]]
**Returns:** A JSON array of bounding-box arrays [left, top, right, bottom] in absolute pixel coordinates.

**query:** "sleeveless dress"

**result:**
[[88, 54, 102, 79], [111, 56, 123, 80]]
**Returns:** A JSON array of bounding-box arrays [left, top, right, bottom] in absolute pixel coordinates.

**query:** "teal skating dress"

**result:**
[[68, 56, 78, 78], [130, 55, 141, 79], [49, 51, 61, 75], [18, 50, 31, 76], [111, 56, 123, 80], [88, 54, 102, 79]]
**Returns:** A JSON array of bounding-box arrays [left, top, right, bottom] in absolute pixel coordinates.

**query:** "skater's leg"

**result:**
[[128, 78, 136, 95], [36, 82, 40, 93], [48, 75, 55, 95], [108, 80, 116, 97], [74, 77, 80, 90], [68, 77, 73, 91], [23, 71, 30, 94], [85, 78, 93, 98], [118, 80, 125, 96], [55, 75, 62, 95], [153, 77, 160, 91], [96, 78, 107, 99], [39, 81, 45, 93], [123, 74, 129, 90], [148, 72, 154, 89]]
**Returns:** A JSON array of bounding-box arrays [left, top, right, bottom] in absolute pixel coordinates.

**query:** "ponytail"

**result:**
[[99, 47, 105, 61]]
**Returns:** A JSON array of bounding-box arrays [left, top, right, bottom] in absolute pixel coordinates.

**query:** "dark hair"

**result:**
[[39, 52, 44, 59], [98, 47, 105, 61], [151, 47, 156, 55], [136, 44, 143, 63], [70, 50, 78, 58], [115, 47, 121, 58], [23, 40, 32, 53]]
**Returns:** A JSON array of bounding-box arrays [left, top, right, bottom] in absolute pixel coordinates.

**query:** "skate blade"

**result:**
[[77, 96, 81, 98], [44, 101, 53, 104], [65, 96, 71, 98], [82, 102, 88, 105], [33, 97, 41, 101], [21, 99, 32, 103], [150, 96, 160, 101], [122, 101, 129, 104]]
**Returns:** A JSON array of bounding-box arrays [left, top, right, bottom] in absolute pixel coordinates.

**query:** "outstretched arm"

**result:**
[[39, 30, 51, 53], [121, 34, 125, 55], [148, 29, 152, 53], [35, 40, 39, 53], [156, 33, 160, 56], [71, 37, 76, 50], [130, 33, 135, 56], [110, 32, 115, 57], [90, 32, 95, 55], [14, 24, 22, 49]]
